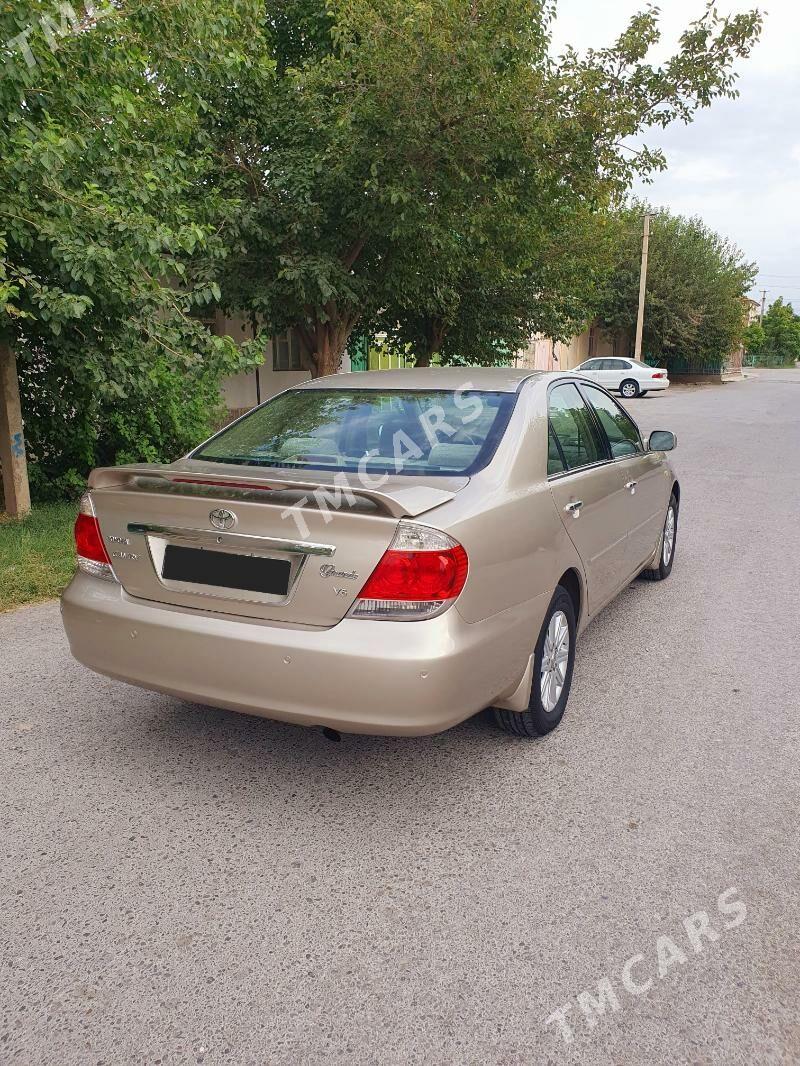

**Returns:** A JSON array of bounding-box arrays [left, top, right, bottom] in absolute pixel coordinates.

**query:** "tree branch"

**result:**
[[342, 237, 365, 271]]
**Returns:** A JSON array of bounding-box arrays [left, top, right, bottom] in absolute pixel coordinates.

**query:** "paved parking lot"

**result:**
[[2, 370, 799, 1065]]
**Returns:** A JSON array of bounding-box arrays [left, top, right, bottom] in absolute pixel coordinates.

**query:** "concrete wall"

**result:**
[[516, 323, 630, 372], [216, 311, 357, 416], [215, 312, 312, 416]]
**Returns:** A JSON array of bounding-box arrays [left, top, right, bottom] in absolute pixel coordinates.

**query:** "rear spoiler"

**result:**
[[88, 464, 459, 520]]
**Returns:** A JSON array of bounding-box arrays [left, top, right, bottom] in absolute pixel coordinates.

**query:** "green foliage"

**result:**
[[594, 203, 756, 369], [17, 321, 257, 499], [0, 0, 765, 504], [378, 206, 615, 365], [743, 299, 800, 367], [0, 1, 264, 498], [207, 0, 762, 372]]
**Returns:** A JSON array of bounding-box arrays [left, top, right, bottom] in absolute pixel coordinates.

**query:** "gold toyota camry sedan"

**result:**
[[61, 368, 679, 737]]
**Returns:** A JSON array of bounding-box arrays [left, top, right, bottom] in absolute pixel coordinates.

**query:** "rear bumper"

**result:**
[[61, 574, 546, 735], [644, 379, 670, 391]]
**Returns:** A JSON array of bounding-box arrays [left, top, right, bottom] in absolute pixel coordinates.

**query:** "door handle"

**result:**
[[625, 480, 638, 494], [564, 500, 583, 518]]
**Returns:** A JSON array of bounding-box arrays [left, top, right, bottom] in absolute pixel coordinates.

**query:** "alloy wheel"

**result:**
[[662, 505, 676, 566], [540, 610, 569, 713]]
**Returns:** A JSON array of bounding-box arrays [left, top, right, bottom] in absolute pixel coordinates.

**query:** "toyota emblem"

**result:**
[[209, 508, 237, 531]]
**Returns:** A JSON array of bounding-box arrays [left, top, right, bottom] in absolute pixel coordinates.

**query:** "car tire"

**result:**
[[640, 493, 678, 582], [493, 587, 577, 737], [620, 379, 640, 399]]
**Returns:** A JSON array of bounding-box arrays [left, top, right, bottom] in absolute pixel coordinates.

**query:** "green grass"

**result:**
[[0, 501, 77, 612]]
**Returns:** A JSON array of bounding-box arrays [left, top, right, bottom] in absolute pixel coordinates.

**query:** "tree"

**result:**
[[594, 203, 756, 369], [376, 205, 615, 366], [0, 0, 262, 504], [207, 0, 762, 375], [743, 299, 800, 367], [0, 0, 765, 508]]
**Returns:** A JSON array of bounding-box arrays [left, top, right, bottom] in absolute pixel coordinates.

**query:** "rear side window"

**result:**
[[548, 383, 604, 472], [582, 386, 643, 458], [547, 426, 566, 475], [193, 388, 517, 477]]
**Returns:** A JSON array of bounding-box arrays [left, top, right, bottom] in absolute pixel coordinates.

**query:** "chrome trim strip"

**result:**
[[127, 524, 336, 557], [547, 459, 610, 482], [546, 451, 650, 482]]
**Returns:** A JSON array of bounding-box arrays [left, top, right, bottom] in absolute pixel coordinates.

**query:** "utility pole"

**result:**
[[760, 289, 768, 323], [634, 213, 652, 361], [0, 339, 32, 518]]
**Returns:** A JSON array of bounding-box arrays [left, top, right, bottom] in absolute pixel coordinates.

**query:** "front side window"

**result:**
[[582, 386, 643, 458], [193, 389, 517, 477], [580, 359, 603, 371], [548, 383, 604, 472]]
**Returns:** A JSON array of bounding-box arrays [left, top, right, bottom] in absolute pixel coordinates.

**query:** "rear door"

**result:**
[[579, 384, 668, 570], [598, 358, 629, 391], [546, 382, 633, 613], [576, 359, 604, 383]]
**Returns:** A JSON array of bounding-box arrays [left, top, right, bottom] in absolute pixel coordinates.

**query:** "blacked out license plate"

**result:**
[[162, 545, 291, 596]]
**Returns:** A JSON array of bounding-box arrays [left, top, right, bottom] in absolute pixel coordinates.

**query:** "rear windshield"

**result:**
[[193, 388, 517, 477]]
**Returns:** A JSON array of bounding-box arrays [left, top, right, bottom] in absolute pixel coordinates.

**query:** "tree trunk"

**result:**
[[414, 316, 445, 367], [297, 305, 359, 378], [0, 339, 32, 518], [295, 239, 367, 377]]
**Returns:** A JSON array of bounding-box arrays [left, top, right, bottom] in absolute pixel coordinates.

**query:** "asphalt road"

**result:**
[[2, 370, 799, 1065]]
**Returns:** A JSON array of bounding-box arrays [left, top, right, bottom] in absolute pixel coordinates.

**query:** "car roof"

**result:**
[[297, 367, 546, 393]]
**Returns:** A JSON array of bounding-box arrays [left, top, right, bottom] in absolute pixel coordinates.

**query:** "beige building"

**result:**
[[514, 323, 632, 372], [210, 312, 351, 420], [743, 297, 760, 327]]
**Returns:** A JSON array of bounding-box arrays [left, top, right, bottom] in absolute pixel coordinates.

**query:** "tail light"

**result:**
[[652, 371, 667, 379], [74, 493, 116, 581], [349, 521, 468, 621]]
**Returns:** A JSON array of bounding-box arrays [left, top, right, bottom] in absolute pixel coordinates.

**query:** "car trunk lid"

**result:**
[[88, 461, 467, 625]]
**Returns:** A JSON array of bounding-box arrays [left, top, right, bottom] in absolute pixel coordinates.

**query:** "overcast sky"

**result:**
[[550, 0, 800, 309]]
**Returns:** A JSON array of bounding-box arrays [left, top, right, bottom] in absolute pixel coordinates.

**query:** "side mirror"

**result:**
[[648, 430, 677, 452]]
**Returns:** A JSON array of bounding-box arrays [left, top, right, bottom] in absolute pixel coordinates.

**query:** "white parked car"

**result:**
[[574, 358, 669, 398]]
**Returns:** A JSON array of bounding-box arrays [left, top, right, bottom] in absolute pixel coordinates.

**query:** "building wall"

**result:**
[[215, 312, 314, 417], [743, 298, 760, 327], [516, 323, 630, 372], [216, 313, 355, 417]]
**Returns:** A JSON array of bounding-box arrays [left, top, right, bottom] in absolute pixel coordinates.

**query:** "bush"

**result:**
[[17, 322, 260, 501]]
